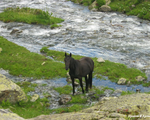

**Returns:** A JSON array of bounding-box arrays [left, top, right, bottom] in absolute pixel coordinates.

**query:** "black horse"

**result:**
[[64, 52, 94, 95]]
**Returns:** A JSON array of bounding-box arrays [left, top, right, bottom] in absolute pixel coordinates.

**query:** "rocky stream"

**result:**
[[0, 0, 150, 111]]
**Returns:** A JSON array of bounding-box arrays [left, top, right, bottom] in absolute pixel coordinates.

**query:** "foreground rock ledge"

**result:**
[[29, 93, 150, 120], [1, 93, 150, 120]]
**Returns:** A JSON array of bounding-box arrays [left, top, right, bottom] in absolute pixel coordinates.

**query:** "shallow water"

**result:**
[[0, 0, 150, 91]]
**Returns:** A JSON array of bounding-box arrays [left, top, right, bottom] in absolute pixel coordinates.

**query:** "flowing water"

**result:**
[[0, 0, 150, 91]]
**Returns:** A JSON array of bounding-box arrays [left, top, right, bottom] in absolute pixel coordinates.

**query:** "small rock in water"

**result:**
[[117, 78, 126, 85], [97, 57, 105, 63]]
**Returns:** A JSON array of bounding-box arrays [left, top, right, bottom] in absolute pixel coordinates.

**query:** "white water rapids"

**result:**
[[0, 0, 150, 77]]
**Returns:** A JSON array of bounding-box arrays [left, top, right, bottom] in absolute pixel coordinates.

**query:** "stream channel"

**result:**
[[0, 0, 150, 108]]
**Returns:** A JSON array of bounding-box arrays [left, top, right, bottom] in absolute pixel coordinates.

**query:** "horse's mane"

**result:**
[[70, 57, 76, 71]]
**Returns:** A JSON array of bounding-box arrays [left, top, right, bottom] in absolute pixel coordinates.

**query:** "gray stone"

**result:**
[[117, 78, 127, 85], [108, 113, 126, 118], [100, 5, 111, 12], [59, 94, 72, 105], [97, 57, 105, 63], [0, 109, 25, 120], [30, 94, 39, 102], [0, 74, 28, 103], [135, 76, 145, 82]]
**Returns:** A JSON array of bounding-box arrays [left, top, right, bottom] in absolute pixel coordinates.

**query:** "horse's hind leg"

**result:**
[[79, 77, 84, 94], [85, 76, 88, 93], [89, 72, 92, 89]]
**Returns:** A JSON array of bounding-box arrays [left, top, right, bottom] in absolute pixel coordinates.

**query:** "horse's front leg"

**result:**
[[79, 77, 84, 94], [71, 77, 75, 95]]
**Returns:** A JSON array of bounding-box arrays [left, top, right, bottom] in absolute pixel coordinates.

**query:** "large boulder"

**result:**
[[0, 74, 28, 103], [0, 109, 25, 120]]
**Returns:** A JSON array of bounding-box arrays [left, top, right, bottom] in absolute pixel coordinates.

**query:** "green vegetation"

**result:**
[[70, 0, 150, 21], [41, 46, 148, 86], [0, 7, 64, 28], [0, 36, 148, 86], [0, 36, 66, 79], [109, 0, 150, 20], [0, 82, 89, 118], [70, 0, 105, 8], [121, 91, 135, 96]]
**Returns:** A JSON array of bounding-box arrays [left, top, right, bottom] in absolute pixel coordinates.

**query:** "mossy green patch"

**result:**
[[0, 7, 64, 27]]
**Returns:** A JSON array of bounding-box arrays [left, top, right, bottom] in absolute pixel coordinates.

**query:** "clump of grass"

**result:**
[[121, 91, 135, 96], [54, 85, 72, 95], [0, 7, 64, 28]]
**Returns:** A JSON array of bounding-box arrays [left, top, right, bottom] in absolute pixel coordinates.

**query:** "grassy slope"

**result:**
[[41, 47, 147, 86], [0, 36, 66, 79], [0, 35, 148, 86], [69, 0, 150, 21], [109, 0, 150, 20]]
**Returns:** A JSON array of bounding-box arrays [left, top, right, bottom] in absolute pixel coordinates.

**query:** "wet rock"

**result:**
[[10, 29, 22, 35], [135, 76, 145, 82], [59, 94, 72, 105], [30, 94, 39, 102], [100, 5, 111, 12], [117, 78, 126, 85], [97, 57, 105, 63], [0, 74, 28, 103]]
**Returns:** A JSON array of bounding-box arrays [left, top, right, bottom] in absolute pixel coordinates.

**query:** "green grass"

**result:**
[[121, 91, 135, 96], [41, 46, 147, 86], [0, 36, 148, 86], [0, 36, 66, 79], [0, 82, 89, 119], [109, 0, 150, 20], [0, 7, 64, 28], [69, 0, 150, 21]]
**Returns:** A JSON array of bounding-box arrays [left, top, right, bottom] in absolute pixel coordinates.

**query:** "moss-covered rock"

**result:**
[[29, 93, 150, 120], [0, 74, 28, 103], [0, 109, 25, 120]]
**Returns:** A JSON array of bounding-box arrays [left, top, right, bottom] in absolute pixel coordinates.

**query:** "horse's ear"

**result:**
[[70, 53, 72, 57], [65, 52, 67, 56]]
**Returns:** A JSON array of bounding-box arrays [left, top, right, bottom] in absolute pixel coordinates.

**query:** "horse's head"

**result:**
[[64, 52, 72, 70]]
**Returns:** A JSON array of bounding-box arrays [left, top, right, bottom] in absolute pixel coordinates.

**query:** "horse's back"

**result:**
[[79, 57, 94, 71]]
